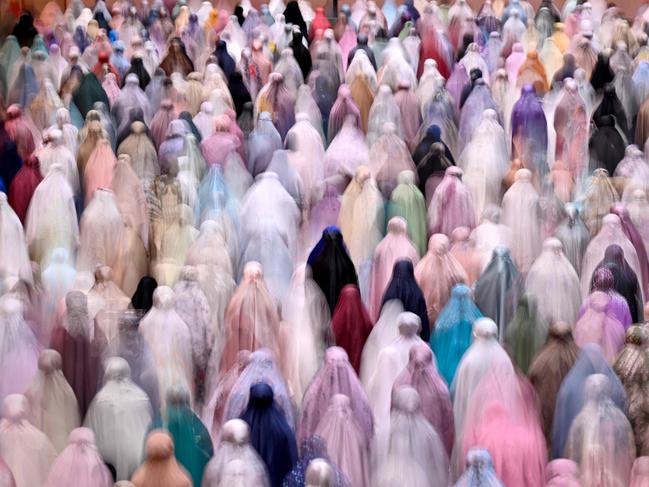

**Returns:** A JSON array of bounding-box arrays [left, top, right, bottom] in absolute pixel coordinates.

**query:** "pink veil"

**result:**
[[368, 217, 419, 320], [631, 457, 649, 487], [545, 459, 582, 486], [299, 347, 373, 445], [574, 291, 626, 363], [219, 262, 281, 373], [46, 427, 113, 486], [0, 394, 56, 487], [368, 123, 417, 198], [427, 167, 476, 237], [314, 394, 371, 487], [392, 343, 454, 455], [83, 139, 117, 206], [414, 234, 468, 325]]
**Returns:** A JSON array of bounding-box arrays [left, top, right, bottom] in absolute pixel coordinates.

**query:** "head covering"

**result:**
[[241, 382, 298, 487], [131, 277, 158, 314], [131, 430, 192, 487]]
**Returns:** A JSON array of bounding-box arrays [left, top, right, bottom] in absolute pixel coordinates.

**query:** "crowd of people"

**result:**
[[1, 0, 649, 485]]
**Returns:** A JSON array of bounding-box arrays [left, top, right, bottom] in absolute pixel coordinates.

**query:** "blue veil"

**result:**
[[195, 165, 238, 228], [551, 344, 627, 459], [241, 382, 298, 487], [431, 284, 483, 385]]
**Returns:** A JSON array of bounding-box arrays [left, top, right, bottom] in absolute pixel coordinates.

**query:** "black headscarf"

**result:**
[[283, 1, 308, 38], [308, 227, 359, 313], [94, 11, 111, 32], [214, 40, 236, 79], [131, 276, 158, 313], [289, 30, 312, 79], [228, 72, 252, 117], [456, 33, 475, 61], [347, 33, 377, 70], [125, 57, 151, 90], [381, 260, 430, 340], [588, 115, 626, 174], [552, 53, 576, 86], [592, 83, 629, 137], [590, 51, 614, 92], [234, 5, 245, 26], [12, 13, 38, 48], [0, 122, 23, 189]]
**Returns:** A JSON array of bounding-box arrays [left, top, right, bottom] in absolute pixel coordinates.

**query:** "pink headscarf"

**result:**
[[314, 394, 371, 487], [631, 457, 649, 487], [393, 80, 422, 151], [415, 234, 468, 324], [392, 343, 454, 455], [46, 428, 113, 487], [574, 291, 625, 363], [149, 99, 178, 151], [83, 139, 116, 206], [369, 217, 419, 320], [219, 262, 281, 372], [545, 459, 582, 486], [299, 347, 374, 445], [428, 167, 476, 237]]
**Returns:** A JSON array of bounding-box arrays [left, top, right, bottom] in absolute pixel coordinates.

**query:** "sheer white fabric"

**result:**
[[0, 194, 32, 284], [84, 357, 153, 481]]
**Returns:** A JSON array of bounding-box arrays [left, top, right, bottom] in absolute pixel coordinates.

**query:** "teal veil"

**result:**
[[430, 284, 483, 385]]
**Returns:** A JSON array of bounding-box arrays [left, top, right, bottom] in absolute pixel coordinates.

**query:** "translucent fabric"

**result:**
[[458, 365, 547, 486], [614, 326, 649, 455], [112, 154, 148, 249], [324, 116, 369, 189], [453, 448, 505, 487], [45, 427, 113, 487], [285, 113, 326, 207], [580, 214, 642, 299], [449, 227, 482, 285], [0, 195, 32, 285], [574, 291, 626, 363], [0, 297, 40, 403], [86, 266, 131, 342], [545, 459, 582, 487], [431, 284, 484, 386], [111, 73, 152, 134], [103, 312, 161, 416], [37, 130, 79, 196], [241, 111, 278, 176], [327, 84, 362, 144], [8, 153, 42, 225], [314, 394, 371, 487], [130, 430, 192, 487], [338, 166, 385, 272], [505, 294, 544, 374], [373, 387, 449, 487], [202, 419, 270, 487], [631, 457, 649, 487], [580, 169, 619, 238], [150, 99, 178, 151], [415, 234, 468, 332], [4, 105, 37, 162], [116, 121, 160, 183], [553, 79, 589, 182], [368, 217, 419, 320], [139, 287, 194, 407], [369, 123, 417, 198], [365, 312, 425, 422], [458, 109, 509, 220], [84, 357, 153, 481], [279, 266, 330, 406], [428, 167, 476, 237], [366, 85, 402, 147], [254, 72, 295, 140], [219, 261, 281, 371], [299, 347, 373, 446], [565, 374, 635, 486], [387, 170, 427, 257], [552, 344, 627, 459], [76, 189, 123, 274], [511, 84, 548, 178], [450, 318, 513, 465], [0, 394, 56, 487], [457, 80, 498, 152], [40, 248, 76, 336], [474, 245, 522, 337], [238, 173, 300, 301], [528, 320, 579, 447], [554, 204, 591, 275], [393, 344, 454, 454], [525, 238, 582, 330], [24, 349, 79, 453]]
